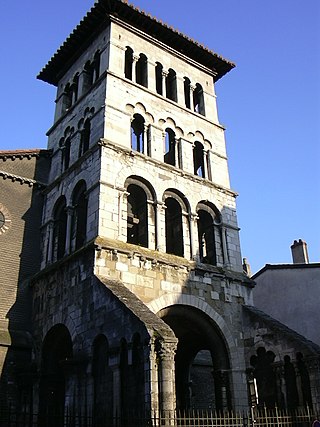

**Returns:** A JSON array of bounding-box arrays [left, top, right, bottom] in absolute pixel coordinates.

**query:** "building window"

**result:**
[[165, 197, 183, 256], [125, 47, 133, 80], [131, 114, 145, 153], [71, 181, 88, 251], [184, 77, 191, 109], [82, 50, 101, 94], [52, 197, 67, 261], [136, 53, 148, 87], [193, 83, 205, 116], [155, 62, 163, 95], [166, 69, 177, 102], [193, 141, 205, 177], [62, 83, 73, 113], [196, 202, 221, 266], [127, 184, 148, 247], [164, 128, 176, 166]]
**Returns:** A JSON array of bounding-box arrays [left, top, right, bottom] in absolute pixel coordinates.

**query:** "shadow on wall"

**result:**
[[0, 151, 50, 413]]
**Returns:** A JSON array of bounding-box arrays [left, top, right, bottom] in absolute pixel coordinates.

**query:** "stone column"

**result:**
[[118, 189, 130, 240], [46, 220, 54, 263], [157, 339, 177, 413], [221, 225, 230, 267], [203, 150, 208, 179], [213, 370, 230, 411], [132, 55, 139, 83], [206, 150, 213, 181], [188, 213, 198, 261], [155, 202, 165, 252], [174, 138, 180, 168], [162, 70, 168, 97], [65, 206, 74, 255], [190, 84, 196, 111], [147, 199, 156, 250], [143, 124, 149, 155]]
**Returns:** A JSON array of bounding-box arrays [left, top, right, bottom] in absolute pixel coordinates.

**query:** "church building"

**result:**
[[1, 0, 319, 424]]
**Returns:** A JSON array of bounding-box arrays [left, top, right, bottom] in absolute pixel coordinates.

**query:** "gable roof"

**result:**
[[37, 0, 235, 86]]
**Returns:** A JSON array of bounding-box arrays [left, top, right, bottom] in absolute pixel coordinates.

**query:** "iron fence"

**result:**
[[0, 406, 319, 427]]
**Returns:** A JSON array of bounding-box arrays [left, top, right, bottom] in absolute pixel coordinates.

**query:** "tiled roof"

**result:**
[[37, 0, 235, 85]]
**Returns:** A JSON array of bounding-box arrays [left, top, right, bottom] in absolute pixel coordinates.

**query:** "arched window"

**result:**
[[71, 181, 88, 251], [165, 197, 183, 256], [196, 202, 221, 266], [193, 141, 205, 177], [71, 73, 79, 104], [125, 47, 133, 80], [193, 83, 205, 116], [92, 335, 112, 426], [197, 210, 216, 265], [63, 137, 71, 171], [62, 83, 72, 113], [131, 114, 145, 153], [155, 62, 163, 95], [83, 60, 94, 93], [52, 197, 67, 261], [127, 184, 148, 247], [79, 118, 91, 157], [164, 128, 176, 166], [166, 69, 177, 102], [136, 53, 148, 87], [184, 77, 191, 109], [93, 50, 101, 81]]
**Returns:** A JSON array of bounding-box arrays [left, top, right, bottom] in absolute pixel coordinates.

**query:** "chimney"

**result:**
[[291, 239, 309, 264]]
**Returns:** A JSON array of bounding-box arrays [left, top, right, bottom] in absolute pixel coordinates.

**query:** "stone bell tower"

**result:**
[[32, 0, 253, 419]]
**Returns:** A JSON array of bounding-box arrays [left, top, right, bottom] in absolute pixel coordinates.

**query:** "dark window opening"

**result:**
[[125, 47, 133, 80], [52, 197, 67, 261], [165, 197, 183, 256], [197, 210, 216, 265], [127, 184, 148, 247], [62, 83, 72, 113], [136, 53, 148, 87], [166, 69, 177, 102], [193, 141, 205, 177], [164, 128, 176, 166], [155, 62, 163, 95], [71, 74, 79, 104], [193, 83, 205, 116], [71, 181, 88, 251], [93, 50, 101, 81], [131, 114, 145, 153], [79, 119, 91, 157], [83, 61, 94, 93], [63, 137, 71, 171], [184, 77, 191, 109]]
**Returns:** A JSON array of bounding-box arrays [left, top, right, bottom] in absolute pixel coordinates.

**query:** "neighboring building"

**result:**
[[0, 0, 320, 423], [253, 240, 320, 346]]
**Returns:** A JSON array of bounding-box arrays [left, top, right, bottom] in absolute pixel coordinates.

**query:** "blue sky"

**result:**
[[1, 0, 319, 272]]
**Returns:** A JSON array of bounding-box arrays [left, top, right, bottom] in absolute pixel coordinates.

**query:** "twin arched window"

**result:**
[[51, 181, 88, 262], [125, 47, 148, 88], [127, 183, 148, 247], [131, 114, 145, 153]]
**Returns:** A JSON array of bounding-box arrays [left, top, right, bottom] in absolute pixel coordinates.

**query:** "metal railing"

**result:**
[[0, 406, 318, 427]]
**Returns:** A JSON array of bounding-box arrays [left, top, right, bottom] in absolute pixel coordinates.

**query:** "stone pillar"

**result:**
[[46, 220, 54, 263], [206, 150, 213, 181], [221, 225, 230, 267], [65, 206, 74, 255], [162, 70, 168, 97], [189, 213, 198, 261], [157, 339, 177, 412], [147, 200, 156, 250], [174, 138, 180, 168], [143, 124, 149, 155], [155, 202, 165, 252], [182, 210, 190, 259], [132, 55, 139, 83], [190, 85, 196, 111], [213, 370, 230, 411], [118, 189, 130, 240], [203, 150, 209, 179]]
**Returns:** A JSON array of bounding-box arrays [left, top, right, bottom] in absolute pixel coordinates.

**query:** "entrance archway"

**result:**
[[158, 305, 231, 411], [39, 324, 73, 427]]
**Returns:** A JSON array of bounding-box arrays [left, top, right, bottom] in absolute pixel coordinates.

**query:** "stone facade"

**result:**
[[1, 0, 320, 421]]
